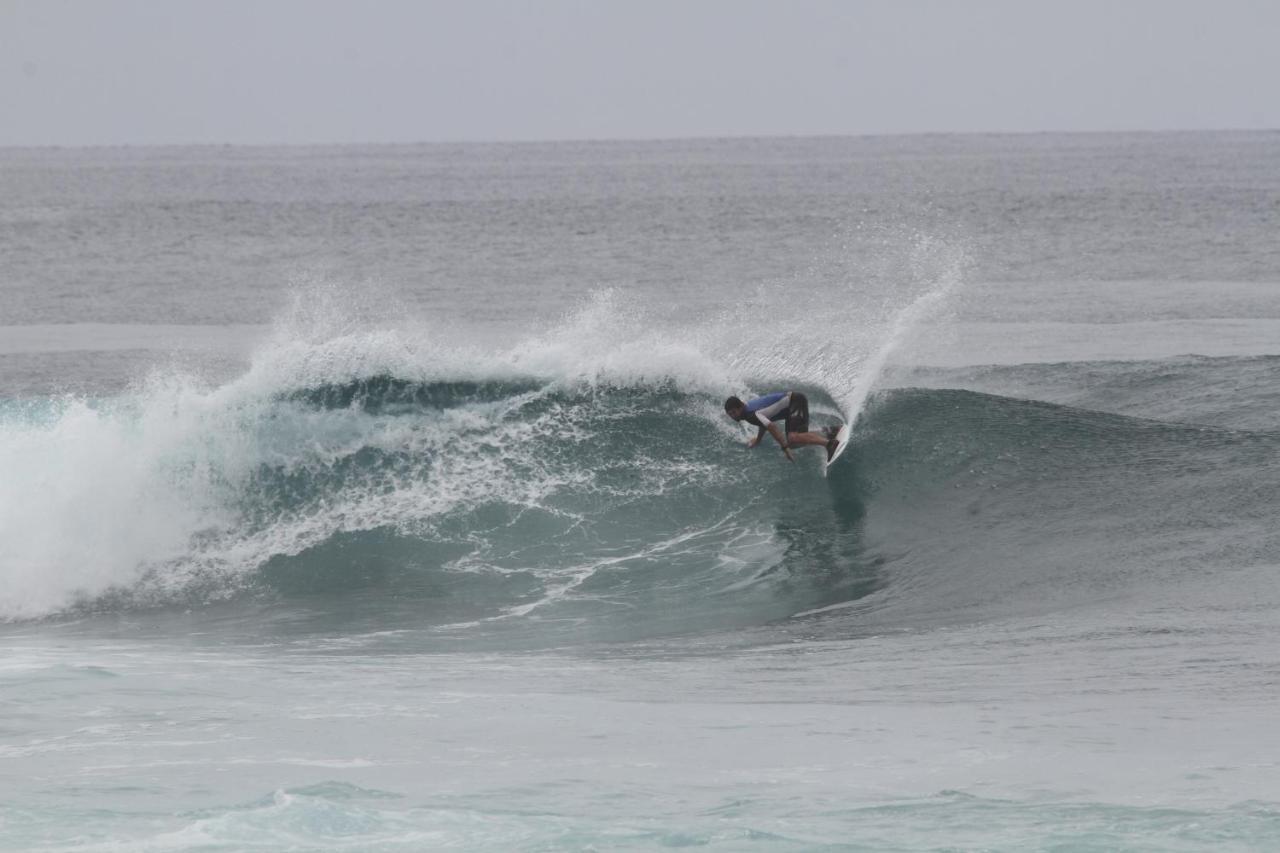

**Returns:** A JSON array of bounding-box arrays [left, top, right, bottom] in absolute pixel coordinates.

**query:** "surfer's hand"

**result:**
[[783, 448, 795, 463]]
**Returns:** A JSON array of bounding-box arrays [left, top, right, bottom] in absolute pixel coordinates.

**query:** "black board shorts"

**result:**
[[785, 392, 810, 434]]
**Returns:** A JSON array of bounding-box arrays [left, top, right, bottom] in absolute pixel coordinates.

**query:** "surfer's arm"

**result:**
[[766, 422, 795, 462]]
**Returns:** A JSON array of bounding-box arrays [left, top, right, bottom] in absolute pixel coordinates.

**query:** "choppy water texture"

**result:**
[[3, 133, 1280, 851]]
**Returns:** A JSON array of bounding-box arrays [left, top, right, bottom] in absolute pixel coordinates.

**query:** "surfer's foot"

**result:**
[[825, 436, 839, 462]]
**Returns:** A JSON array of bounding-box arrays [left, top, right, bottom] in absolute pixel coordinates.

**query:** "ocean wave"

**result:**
[[6, 335, 1280, 645]]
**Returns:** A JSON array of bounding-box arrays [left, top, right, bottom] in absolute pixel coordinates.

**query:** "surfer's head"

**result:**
[[723, 396, 746, 420]]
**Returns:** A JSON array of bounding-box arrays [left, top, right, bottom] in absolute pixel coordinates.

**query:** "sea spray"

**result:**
[[839, 236, 971, 422], [723, 232, 970, 420]]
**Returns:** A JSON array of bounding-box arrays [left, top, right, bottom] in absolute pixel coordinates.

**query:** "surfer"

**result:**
[[724, 392, 841, 463]]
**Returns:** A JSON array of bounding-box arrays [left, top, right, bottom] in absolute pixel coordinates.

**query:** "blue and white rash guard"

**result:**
[[743, 392, 793, 432]]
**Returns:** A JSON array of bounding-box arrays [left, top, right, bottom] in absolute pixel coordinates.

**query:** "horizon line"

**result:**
[[2, 126, 1277, 152]]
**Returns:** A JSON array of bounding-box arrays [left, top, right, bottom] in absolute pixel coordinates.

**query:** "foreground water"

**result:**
[[2, 134, 1280, 850]]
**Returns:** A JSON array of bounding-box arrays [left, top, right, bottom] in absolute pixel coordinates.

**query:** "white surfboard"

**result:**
[[822, 423, 851, 477]]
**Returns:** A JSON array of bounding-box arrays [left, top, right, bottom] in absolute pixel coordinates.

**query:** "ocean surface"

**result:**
[[2, 132, 1280, 851]]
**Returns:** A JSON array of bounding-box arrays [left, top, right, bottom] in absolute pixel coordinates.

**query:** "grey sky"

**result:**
[[2, 0, 1277, 146]]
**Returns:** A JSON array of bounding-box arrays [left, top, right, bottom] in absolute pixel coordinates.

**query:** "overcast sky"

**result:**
[[2, 0, 1277, 146]]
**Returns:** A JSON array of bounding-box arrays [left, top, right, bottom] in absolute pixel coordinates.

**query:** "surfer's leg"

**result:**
[[784, 431, 829, 448], [783, 394, 828, 448]]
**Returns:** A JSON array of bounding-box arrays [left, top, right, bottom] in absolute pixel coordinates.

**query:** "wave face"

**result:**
[[837, 385, 1280, 628]]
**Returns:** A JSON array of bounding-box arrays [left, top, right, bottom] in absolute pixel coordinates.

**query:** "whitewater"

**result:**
[[3, 133, 1280, 851]]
